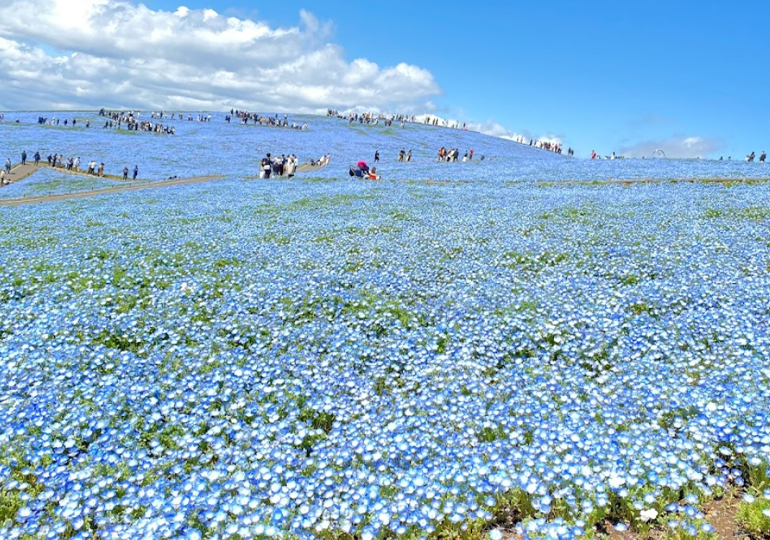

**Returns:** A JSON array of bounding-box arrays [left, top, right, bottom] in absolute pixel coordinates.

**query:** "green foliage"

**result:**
[[477, 425, 507, 443], [704, 206, 770, 220], [661, 527, 718, 540], [296, 432, 327, 457], [736, 496, 770, 537], [158, 424, 185, 450], [703, 208, 726, 219], [745, 460, 770, 492], [658, 405, 699, 432], [629, 301, 657, 316], [187, 511, 214, 538], [92, 328, 147, 357], [621, 273, 642, 286], [0, 488, 23, 526], [502, 250, 569, 273], [522, 428, 535, 445], [298, 409, 336, 434], [373, 376, 388, 396], [436, 335, 449, 354]]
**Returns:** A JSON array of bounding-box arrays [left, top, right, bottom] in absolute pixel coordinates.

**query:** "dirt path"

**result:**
[[0, 173, 226, 207], [5, 161, 151, 184], [3, 161, 44, 183]]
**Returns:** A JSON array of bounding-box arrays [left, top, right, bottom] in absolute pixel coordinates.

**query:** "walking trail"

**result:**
[[0, 162, 225, 207]]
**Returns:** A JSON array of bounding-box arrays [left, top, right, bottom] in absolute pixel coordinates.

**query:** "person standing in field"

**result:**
[[133, 165, 138, 179], [123, 166, 129, 180], [21, 150, 27, 165], [260, 153, 272, 179]]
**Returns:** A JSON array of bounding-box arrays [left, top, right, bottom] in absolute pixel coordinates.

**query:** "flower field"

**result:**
[[1, 113, 769, 539]]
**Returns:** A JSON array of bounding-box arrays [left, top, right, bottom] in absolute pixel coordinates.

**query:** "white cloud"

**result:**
[[463, 119, 563, 147], [408, 114, 563, 146], [619, 135, 724, 158], [0, 1, 440, 112]]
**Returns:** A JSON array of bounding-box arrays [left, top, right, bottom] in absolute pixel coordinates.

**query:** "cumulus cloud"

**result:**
[[0, 0, 440, 112], [619, 135, 724, 159]]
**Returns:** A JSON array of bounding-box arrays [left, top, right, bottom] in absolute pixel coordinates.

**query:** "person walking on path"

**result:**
[[123, 166, 129, 180], [133, 165, 138, 180], [21, 150, 27, 165], [5, 158, 11, 173], [34, 151, 40, 165]]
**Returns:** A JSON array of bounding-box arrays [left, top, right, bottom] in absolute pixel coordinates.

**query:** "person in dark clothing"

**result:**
[[34, 151, 40, 165], [123, 166, 129, 180], [133, 165, 138, 179], [760, 151, 766, 163], [374, 150, 379, 163], [260, 153, 272, 179], [21, 150, 27, 165]]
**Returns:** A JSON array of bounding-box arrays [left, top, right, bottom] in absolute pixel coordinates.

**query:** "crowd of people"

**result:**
[[421, 116, 468, 130], [0, 149, 142, 187], [259, 153, 298, 179], [98, 109, 176, 134], [328, 110, 421, 128], [349, 160, 380, 180], [591, 151, 623, 160], [437, 147, 471, 162], [46, 155, 105, 176], [231, 110, 307, 130], [310, 154, 331, 167], [508, 135, 570, 156], [136, 121, 175, 134], [45, 153, 141, 179], [37, 116, 90, 128], [256, 153, 333, 179], [326, 107, 585, 157]]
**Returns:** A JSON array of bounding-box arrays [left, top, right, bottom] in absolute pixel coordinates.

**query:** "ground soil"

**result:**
[[0, 162, 224, 206]]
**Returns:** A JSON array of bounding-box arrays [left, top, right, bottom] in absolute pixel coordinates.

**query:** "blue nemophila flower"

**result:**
[[2, 113, 770, 539]]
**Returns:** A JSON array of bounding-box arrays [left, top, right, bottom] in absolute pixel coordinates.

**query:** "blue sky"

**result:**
[[143, 0, 770, 158], [1, 0, 768, 158]]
